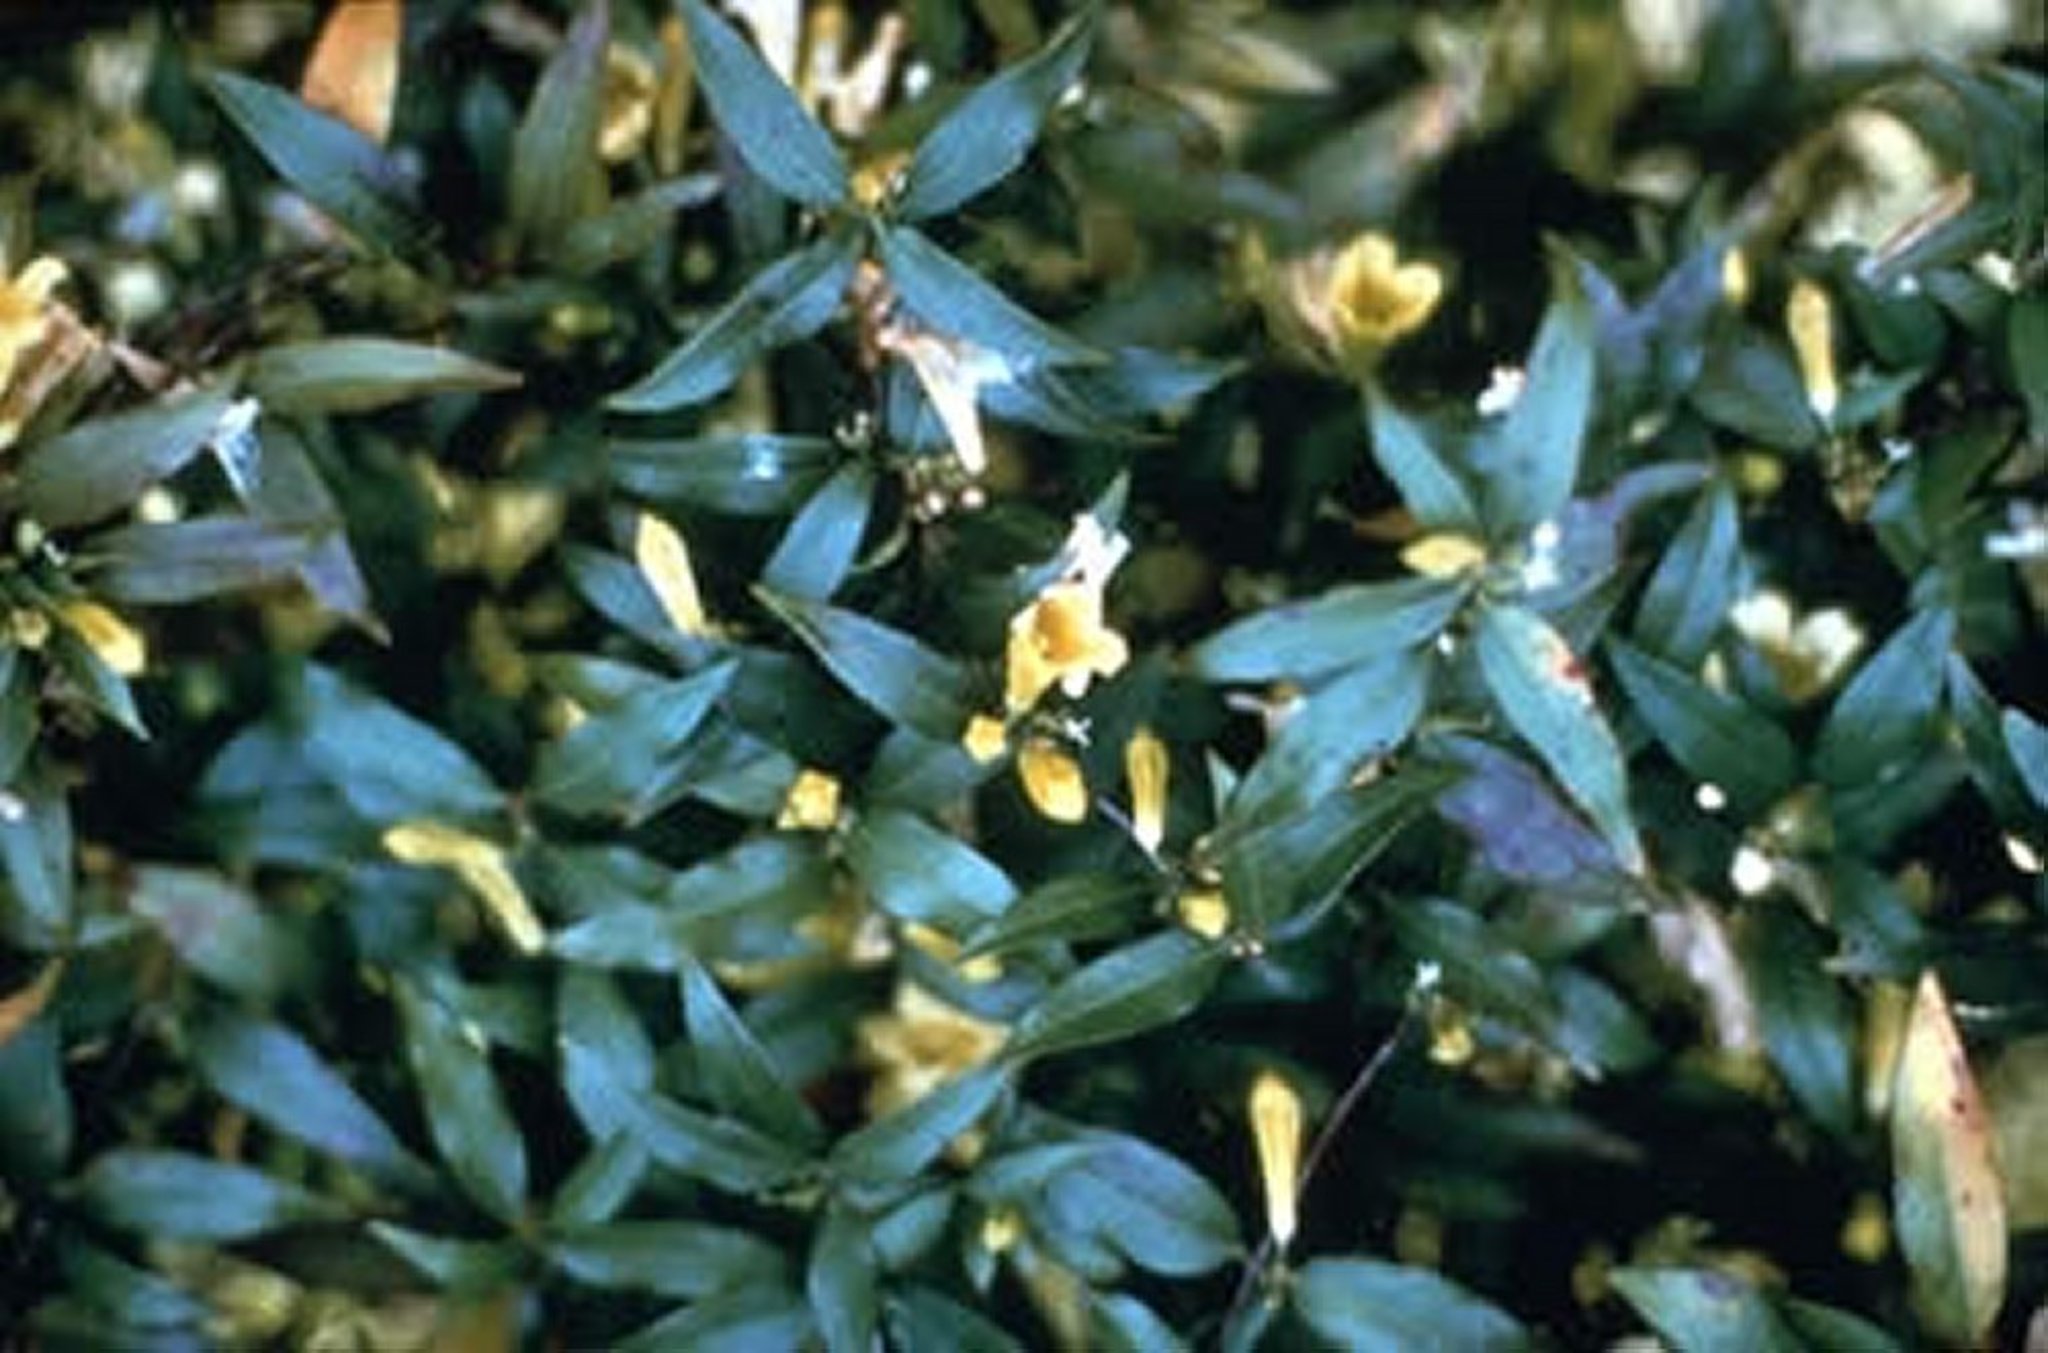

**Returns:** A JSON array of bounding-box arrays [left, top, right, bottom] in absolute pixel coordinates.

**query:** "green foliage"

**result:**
[[1, 2, 2044, 1349]]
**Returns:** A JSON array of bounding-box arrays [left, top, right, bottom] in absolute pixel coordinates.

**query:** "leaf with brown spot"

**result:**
[[1892, 970, 2007, 1346]]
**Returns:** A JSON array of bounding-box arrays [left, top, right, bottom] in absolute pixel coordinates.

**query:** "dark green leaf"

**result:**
[[552, 1220, 786, 1299], [627, 1095, 809, 1193], [533, 661, 736, 820], [550, 1135, 648, 1227], [370, 1223, 525, 1291], [557, 970, 656, 1140], [610, 230, 863, 412], [2008, 288, 2048, 442], [1365, 386, 1480, 534], [1475, 602, 1642, 873], [877, 225, 1099, 366], [0, 775, 73, 946], [397, 980, 529, 1223], [2002, 708, 2048, 811], [189, 1011, 427, 1183], [509, 0, 609, 242], [1689, 325, 1822, 450], [558, 174, 722, 275], [762, 461, 875, 600], [1610, 1267, 1802, 1353], [1812, 607, 1953, 788], [1634, 480, 1743, 670], [75, 1150, 340, 1242], [13, 387, 235, 530], [896, 11, 1095, 219], [0, 1020, 72, 1182], [1039, 1133, 1241, 1277], [1226, 651, 1431, 831], [682, 0, 849, 207], [960, 873, 1155, 961], [1090, 1293, 1188, 1353], [611, 434, 839, 516], [203, 70, 425, 247], [1187, 576, 1467, 683], [54, 1240, 207, 1330], [619, 1285, 814, 1353], [1292, 1257, 1527, 1353], [1004, 931, 1226, 1064], [1778, 1297, 1907, 1353], [1483, 257, 1596, 537], [247, 338, 520, 414], [299, 664, 505, 823], [86, 516, 324, 605], [679, 954, 822, 1147], [128, 867, 305, 1002], [807, 1204, 880, 1353], [1739, 906, 1855, 1139], [755, 587, 975, 739], [834, 1065, 1009, 1191], [886, 1284, 1025, 1353], [1607, 637, 1797, 816], [846, 808, 1016, 931]]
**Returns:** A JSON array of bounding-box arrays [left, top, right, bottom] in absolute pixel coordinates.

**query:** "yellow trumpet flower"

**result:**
[[1017, 738, 1089, 824], [1004, 515, 1131, 713]]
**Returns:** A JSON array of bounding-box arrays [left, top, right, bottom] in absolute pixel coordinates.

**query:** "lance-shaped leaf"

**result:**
[[833, 1065, 1010, 1191], [1813, 607, 1953, 789], [846, 808, 1015, 932], [1607, 637, 1797, 817], [13, 387, 236, 529], [679, 955, 822, 1148], [754, 587, 975, 740], [1739, 906, 1855, 1139], [1892, 971, 2007, 1347], [299, 664, 505, 823], [1293, 1257, 1526, 1353], [878, 225, 1098, 367], [896, 10, 1096, 219], [1226, 651, 1431, 832], [247, 338, 521, 414], [1039, 1132, 1242, 1277], [558, 174, 723, 276], [1474, 602, 1642, 873], [762, 461, 875, 601], [1609, 1267, 1803, 1353], [682, 0, 849, 207], [626, 1095, 808, 1194], [2001, 708, 2048, 811], [808, 1203, 881, 1353], [85, 516, 325, 606], [1365, 386, 1481, 534], [534, 661, 736, 820], [611, 434, 840, 516], [610, 231, 862, 412], [509, 0, 609, 242], [1003, 930, 1227, 1064], [960, 873, 1155, 961], [559, 970, 657, 1141], [76, 1150, 342, 1242], [129, 867, 307, 1003], [552, 1220, 787, 1300], [1483, 255, 1596, 538], [1187, 576, 1467, 683], [1634, 480, 1743, 670], [397, 980, 529, 1224], [203, 70, 425, 248]]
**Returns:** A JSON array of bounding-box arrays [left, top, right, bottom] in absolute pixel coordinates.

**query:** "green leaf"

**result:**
[[1689, 325, 1822, 450], [682, 0, 849, 206], [1609, 1267, 1803, 1353], [1474, 602, 1643, 873], [299, 664, 505, 823], [679, 954, 822, 1148], [807, 1204, 881, 1353], [762, 461, 875, 600], [203, 70, 425, 248], [12, 387, 236, 529], [247, 338, 521, 414], [886, 1284, 1026, 1353], [2002, 708, 2048, 811], [846, 808, 1016, 931], [128, 866, 306, 1002], [1364, 386, 1481, 534], [0, 775, 73, 947], [1226, 651, 1431, 832], [620, 1285, 814, 1353], [0, 1020, 72, 1182], [86, 516, 325, 605], [960, 873, 1155, 961], [1778, 1297, 1907, 1353], [896, 11, 1096, 219], [628, 1095, 808, 1193], [1483, 257, 1596, 537], [1812, 607, 1954, 788], [396, 980, 529, 1223], [2008, 288, 2048, 443], [1090, 1293, 1188, 1353], [557, 174, 723, 275], [612, 434, 840, 516], [755, 587, 975, 739], [551, 1220, 786, 1300], [610, 231, 863, 411], [1292, 1257, 1527, 1353], [533, 661, 736, 820], [370, 1222, 525, 1291], [75, 1150, 340, 1242], [557, 971, 656, 1141], [877, 225, 1099, 367], [1004, 931, 1226, 1064], [1634, 480, 1743, 670], [1607, 637, 1797, 816], [189, 1011, 427, 1183], [509, 0, 609, 243], [550, 1136, 648, 1228], [54, 1240, 208, 1330], [1892, 971, 2007, 1346], [1038, 1132, 1241, 1277], [1738, 906, 1855, 1139], [833, 1065, 1009, 1191], [1187, 576, 1467, 683]]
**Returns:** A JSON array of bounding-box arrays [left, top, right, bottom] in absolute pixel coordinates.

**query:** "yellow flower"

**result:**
[[633, 510, 709, 637], [1400, 531, 1488, 578], [857, 981, 1007, 1120], [1252, 231, 1441, 378], [1124, 726, 1168, 853], [601, 43, 658, 163], [1004, 515, 1130, 713], [1786, 278, 1838, 422], [1176, 888, 1231, 939], [58, 601, 147, 677], [1248, 1070, 1305, 1247], [777, 768, 843, 831], [1017, 738, 1089, 824], [962, 713, 1010, 764], [383, 821, 545, 956], [0, 253, 67, 405]]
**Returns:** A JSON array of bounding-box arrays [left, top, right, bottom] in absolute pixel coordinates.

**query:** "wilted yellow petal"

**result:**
[[1400, 532, 1488, 578], [1124, 725, 1169, 853], [1787, 278, 1838, 422], [1891, 970, 2006, 1347], [58, 601, 147, 677], [777, 768, 843, 831], [633, 511, 708, 637], [962, 713, 1010, 764], [383, 821, 545, 955], [300, 0, 401, 144], [0, 960, 63, 1051], [1017, 739, 1088, 824], [1249, 1070, 1305, 1246]]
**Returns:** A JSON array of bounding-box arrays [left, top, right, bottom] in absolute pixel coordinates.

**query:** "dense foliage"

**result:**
[[2, 1, 2044, 1347]]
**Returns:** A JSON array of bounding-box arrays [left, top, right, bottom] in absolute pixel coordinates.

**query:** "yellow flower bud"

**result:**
[[962, 713, 1010, 765], [1017, 738, 1088, 824], [383, 821, 544, 955], [633, 511, 708, 637], [777, 768, 843, 831], [58, 602, 147, 677], [1786, 278, 1838, 422], [1248, 1070, 1305, 1247], [1400, 532, 1489, 579], [1124, 725, 1168, 853], [1176, 888, 1231, 939], [1327, 232, 1443, 361], [1721, 247, 1750, 308]]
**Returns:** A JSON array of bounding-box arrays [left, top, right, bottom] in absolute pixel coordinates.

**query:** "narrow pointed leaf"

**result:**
[[1607, 637, 1797, 816], [878, 225, 1098, 367], [248, 338, 521, 414], [1293, 1257, 1526, 1353], [1188, 576, 1467, 683], [509, 0, 609, 242], [834, 1065, 1009, 1190], [1485, 257, 1596, 537], [1609, 1267, 1803, 1353], [762, 461, 875, 600], [1634, 480, 1743, 670], [1365, 387, 1480, 533], [683, 0, 849, 206], [13, 388, 236, 529], [1004, 930, 1226, 1064], [1813, 608, 1953, 789], [534, 661, 736, 820], [754, 587, 974, 739], [397, 981, 529, 1223], [76, 1150, 341, 1241], [679, 955, 822, 1147]]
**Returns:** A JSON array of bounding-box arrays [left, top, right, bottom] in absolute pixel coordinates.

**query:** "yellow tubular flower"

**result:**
[[1400, 532, 1488, 579], [962, 713, 1010, 764], [1004, 515, 1131, 713], [1248, 1070, 1306, 1247], [1017, 738, 1089, 824], [777, 768, 842, 831], [1786, 278, 1838, 422], [601, 44, 658, 162], [1124, 726, 1168, 853], [1326, 232, 1443, 362], [383, 821, 544, 955], [0, 254, 67, 398], [58, 601, 146, 677]]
